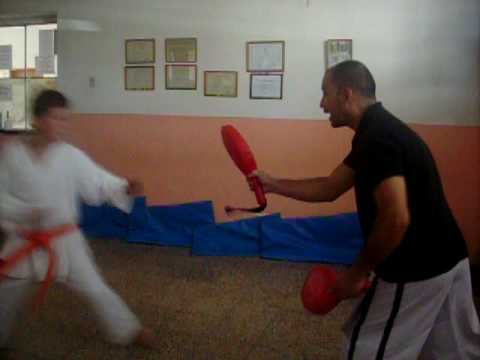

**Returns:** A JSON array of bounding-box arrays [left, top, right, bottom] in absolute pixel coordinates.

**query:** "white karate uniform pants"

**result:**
[[343, 258, 480, 359], [0, 247, 141, 347]]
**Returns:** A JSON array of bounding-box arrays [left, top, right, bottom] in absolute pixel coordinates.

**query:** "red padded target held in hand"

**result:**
[[301, 265, 339, 315], [221, 125, 267, 214]]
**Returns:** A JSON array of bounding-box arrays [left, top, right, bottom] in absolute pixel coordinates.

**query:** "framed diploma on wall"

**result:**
[[246, 41, 285, 72], [124, 66, 155, 90], [204, 71, 238, 97], [165, 38, 197, 63], [165, 64, 197, 90], [249, 73, 283, 100], [125, 38, 155, 64], [325, 39, 352, 69]]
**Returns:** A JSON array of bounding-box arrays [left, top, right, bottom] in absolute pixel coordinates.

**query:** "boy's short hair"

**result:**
[[33, 89, 69, 118]]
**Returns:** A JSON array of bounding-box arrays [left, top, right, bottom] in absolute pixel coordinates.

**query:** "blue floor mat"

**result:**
[[148, 200, 215, 228], [127, 197, 214, 247], [79, 203, 129, 239], [260, 213, 363, 264], [80, 198, 364, 265], [192, 214, 281, 257]]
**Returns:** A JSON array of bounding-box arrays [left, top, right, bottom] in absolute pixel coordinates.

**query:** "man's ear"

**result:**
[[31, 117, 40, 130], [341, 87, 354, 102], [31, 115, 46, 130]]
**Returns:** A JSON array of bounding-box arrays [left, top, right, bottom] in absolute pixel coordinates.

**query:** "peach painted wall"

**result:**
[[66, 114, 357, 220], [412, 124, 480, 261], [1, 116, 479, 261]]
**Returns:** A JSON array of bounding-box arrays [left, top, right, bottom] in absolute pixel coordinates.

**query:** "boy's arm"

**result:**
[[0, 151, 37, 225], [73, 148, 138, 213]]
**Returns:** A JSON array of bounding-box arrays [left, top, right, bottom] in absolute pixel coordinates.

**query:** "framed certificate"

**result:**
[[250, 73, 283, 100], [165, 38, 197, 63], [165, 64, 197, 90], [124, 66, 155, 91], [246, 41, 285, 72], [325, 39, 353, 69], [204, 71, 238, 97], [125, 38, 155, 64]]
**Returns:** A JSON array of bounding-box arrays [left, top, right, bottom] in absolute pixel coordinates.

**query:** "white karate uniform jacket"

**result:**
[[0, 140, 140, 345], [0, 140, 131, 280]]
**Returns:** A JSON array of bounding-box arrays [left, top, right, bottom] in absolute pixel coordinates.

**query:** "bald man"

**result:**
[[251, 60, 479, 359]]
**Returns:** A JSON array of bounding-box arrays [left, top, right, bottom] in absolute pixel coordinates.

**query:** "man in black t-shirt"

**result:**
[[250, 60, 479, 359]]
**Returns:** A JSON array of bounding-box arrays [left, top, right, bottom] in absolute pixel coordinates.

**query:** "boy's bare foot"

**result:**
[[133, 328, 159, 350]]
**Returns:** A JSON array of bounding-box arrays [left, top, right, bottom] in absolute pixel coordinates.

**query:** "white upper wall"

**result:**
[[1, 0, 479, 124]]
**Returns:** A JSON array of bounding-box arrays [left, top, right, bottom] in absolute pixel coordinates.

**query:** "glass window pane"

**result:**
[[26, 23, 57, 128], [26, 23, 57, 78], [0, 26, 26, 130]]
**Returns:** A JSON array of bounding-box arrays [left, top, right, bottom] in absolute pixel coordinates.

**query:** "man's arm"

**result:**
[[252, 163, 355, 203], [351, 175, 410, 276], [334, 175, 411, 299]]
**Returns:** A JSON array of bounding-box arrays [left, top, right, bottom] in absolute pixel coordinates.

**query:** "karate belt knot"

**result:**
[[0, 224, 77, 312]]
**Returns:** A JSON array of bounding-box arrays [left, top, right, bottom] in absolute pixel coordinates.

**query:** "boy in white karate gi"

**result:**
[[0, 90, 156, 356]]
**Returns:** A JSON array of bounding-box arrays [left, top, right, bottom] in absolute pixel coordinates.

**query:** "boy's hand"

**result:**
[[126, 179, 144, 196]]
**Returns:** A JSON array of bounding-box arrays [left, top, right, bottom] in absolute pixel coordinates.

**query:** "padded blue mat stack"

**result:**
[[80, 197, 363, 265]]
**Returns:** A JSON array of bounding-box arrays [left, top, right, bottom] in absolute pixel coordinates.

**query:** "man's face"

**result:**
[[320, 72, 349, 128], [34, 107, 70, 142]]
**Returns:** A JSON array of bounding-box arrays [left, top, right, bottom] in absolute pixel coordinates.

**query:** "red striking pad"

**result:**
[[301, 265, 339, 315], [221, 125, 266, 213]]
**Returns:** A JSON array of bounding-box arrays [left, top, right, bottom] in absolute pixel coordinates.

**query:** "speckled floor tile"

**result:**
[[6, 238, 348, 359]]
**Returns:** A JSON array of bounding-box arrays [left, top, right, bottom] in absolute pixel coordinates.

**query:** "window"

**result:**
[[0, 20, 57, 131]]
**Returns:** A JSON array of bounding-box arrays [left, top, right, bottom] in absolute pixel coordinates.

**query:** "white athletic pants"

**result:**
[[343, 258, 480, 359], [0, 249, 141, 347]]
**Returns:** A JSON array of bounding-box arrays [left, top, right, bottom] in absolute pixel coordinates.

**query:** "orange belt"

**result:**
[[0, 224, 77, 311]]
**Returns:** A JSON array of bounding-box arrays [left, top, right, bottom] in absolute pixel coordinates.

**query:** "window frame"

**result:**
[[0, 14, 57, 134]]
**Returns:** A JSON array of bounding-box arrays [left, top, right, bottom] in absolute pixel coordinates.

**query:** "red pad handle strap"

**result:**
[[250, 177, 266, 207]]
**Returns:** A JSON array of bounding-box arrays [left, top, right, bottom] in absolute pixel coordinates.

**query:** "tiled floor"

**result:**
[[10, 239, 352, 359]]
